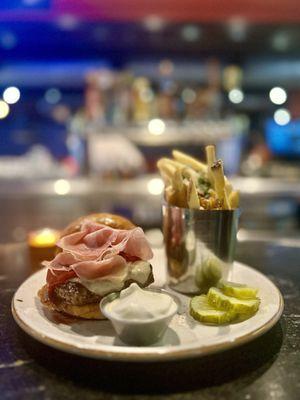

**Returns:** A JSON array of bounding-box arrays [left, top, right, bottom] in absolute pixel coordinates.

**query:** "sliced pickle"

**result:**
[[190, 295, 234, 324], [208, 287, 260, 315], [218, 280, 258, 299]]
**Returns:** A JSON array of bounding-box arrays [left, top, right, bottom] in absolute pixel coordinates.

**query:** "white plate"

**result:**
[[12, 249, 283, 362]]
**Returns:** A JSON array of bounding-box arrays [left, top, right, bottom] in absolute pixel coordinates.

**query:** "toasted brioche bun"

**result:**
[[60, 213, 135, 239], [40, 213, 153, 320]]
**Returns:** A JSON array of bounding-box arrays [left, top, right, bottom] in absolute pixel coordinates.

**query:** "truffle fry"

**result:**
[[229, 190, 240, 209], [225, 181, 233, 197], [210, 160, 231, 210], [172, 150, 207, 174], [158, 157, 186, 170], [208, 188, 217, 198], [165, 185, 177, 206], [157, 159, 177, 184], [172, 169, 187, 207], [187, 179, 201, 209], [181, 167, 199, 184], [205, 145, 216, 185]]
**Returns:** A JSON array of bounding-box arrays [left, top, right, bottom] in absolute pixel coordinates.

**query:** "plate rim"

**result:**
[[12, 262, 284, 362]]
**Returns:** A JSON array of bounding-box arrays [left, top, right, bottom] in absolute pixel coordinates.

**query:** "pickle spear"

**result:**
[[208, 287, 260, 315], [190, 295, 234, 324], [195, 255, 223, 292], [218, 280, 258, 299]]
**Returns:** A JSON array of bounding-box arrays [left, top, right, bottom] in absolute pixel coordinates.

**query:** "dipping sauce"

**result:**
[[104, 283, 177, 321]]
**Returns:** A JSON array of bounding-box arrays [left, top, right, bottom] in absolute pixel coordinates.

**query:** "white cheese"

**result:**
[[73, 260, 151, 297]]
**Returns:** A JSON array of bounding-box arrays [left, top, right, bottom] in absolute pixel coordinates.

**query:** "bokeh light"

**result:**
[[148, 119, 166, 135], [272, 31, 290, 52], [3, 87, 21, 104], [274, 108, 291, 126], [56, 15, 80, 30], [147, 178, 164, 195], [159, 59, 174, 76], [269, 87, 287, 105], [228, 88, 244, 104], [54, 179, 71, 195], [0, 101, 10, 119], [143, 16, 166, 32], [45, 88, 62, 104], [181, 25, 201, 42], [182, 88, 196, 104]]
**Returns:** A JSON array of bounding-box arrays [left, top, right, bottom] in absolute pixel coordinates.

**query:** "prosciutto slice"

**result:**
[[43, 220, 153, 287]]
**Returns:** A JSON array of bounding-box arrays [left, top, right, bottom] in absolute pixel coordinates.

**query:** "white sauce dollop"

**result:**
[[105, 283, 177, 321]]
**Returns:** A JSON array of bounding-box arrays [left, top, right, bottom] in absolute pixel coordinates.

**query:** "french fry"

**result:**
[[181, 167, 199, 184], [208, 188, 217, 198], [158, 157, 186, 170], [172, 169, 187, 207], [200, 197, 210, 210], [225, 181, 233, 196], [210, 160, 231, 210], [157, 159, 177, 183], [165, 186, 177, 206], [208, 197, 217, 210], [165, 158, 187, 170], [187, 179, 201, 209], [157, 158, 177, 174], [172, 169, 183, 191], [205, 145, 216, 186], [157, 157, 191, 184], [205, 145, 216, 165], [158, 158, 187, 207], [229, 190, 240, 209], [172, 150, 207, 174], [205, 145, 231, 195]]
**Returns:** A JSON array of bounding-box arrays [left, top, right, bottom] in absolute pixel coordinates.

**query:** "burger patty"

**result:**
[[51, 265, 154, 307], [54, 281, 102, 306]]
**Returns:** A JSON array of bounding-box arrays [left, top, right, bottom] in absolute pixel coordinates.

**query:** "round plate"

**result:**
[[12, 249, 283, 362]]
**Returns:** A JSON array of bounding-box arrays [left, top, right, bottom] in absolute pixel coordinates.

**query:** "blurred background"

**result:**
[[0, 0, 300, 244]]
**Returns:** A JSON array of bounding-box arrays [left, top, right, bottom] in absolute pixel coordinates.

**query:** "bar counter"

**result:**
[[0, 240, 299, 399]]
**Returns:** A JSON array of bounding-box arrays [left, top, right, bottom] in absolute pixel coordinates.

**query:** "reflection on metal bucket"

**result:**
[[163, 205, 239, 295]]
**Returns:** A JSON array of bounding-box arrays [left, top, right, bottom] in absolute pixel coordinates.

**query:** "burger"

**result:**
[[38, 213, 154, 319]]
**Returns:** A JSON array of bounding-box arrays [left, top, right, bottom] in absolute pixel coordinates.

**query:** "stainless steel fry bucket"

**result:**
[[162, 204, 239, 295]]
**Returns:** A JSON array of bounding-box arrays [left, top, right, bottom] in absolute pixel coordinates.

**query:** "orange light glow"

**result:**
[[28, 228, 60, 248]]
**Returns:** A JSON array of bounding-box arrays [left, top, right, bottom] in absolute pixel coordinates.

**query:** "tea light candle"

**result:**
[[28, 228, 60, 272], [28, 228, 60, 248]]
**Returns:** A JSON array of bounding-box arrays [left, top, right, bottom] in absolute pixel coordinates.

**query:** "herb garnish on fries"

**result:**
[[157, 145, 239, 210]]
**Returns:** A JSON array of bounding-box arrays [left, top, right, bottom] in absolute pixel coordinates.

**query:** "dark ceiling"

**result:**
[[1, 0, 300, 23], [1, 21, 300, 64]]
